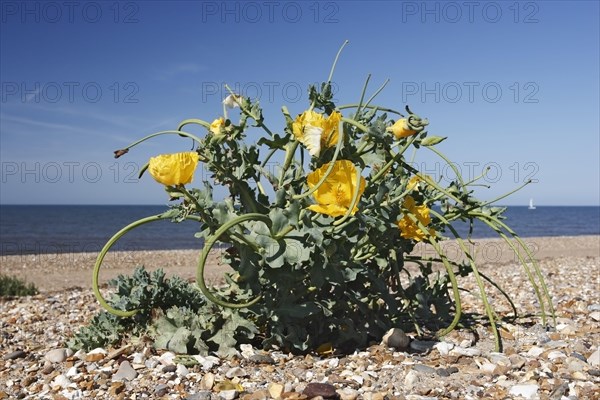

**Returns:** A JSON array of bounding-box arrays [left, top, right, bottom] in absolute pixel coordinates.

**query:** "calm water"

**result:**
[[1, 205, 599, 255]]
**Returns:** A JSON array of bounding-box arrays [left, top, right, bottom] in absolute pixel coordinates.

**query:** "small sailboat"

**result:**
[[528, 198, 536, 210]]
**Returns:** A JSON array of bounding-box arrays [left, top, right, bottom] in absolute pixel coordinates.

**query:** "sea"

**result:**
[[0, 205, 599, 256]]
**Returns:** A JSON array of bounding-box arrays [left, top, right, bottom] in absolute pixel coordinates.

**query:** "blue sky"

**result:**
[[1, 0, 598, 205]]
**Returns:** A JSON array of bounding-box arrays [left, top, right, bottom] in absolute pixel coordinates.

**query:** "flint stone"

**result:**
[[112, 361, 138, 381]]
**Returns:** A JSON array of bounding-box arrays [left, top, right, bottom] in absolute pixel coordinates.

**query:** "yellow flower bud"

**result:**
[[148, 152, 199, 186], [397, 196, 435, 242], [210, 117, 225, 136], [386, 118, 416, 139]]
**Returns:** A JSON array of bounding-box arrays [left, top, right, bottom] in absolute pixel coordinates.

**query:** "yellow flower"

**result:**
[[307, 160, 366, 217], [397, 196, 435, 241], [148, 152, 199, 186], [210, 117, 225, 136], [292, 110, 341, 156], [386, 118, 417, 139]]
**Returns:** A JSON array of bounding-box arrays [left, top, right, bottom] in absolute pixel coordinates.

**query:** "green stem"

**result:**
[[118, 130, 204, 153], [197, 213, 271, 309], [338, 104, 404, 116], [427, 146, 466, 193], [430, 210, 502, 351], [177, 119, 211, 131], [355, 74, 371, 118], [278, 141, 300, 187], [327, 40, 349, 83], [361, 79, 390, 112], [370, 136, 417, 184], [425, 235, 462, 337], [332, 167, 364, 227], [92, 214, 203, 317], [341, 116, 370, 134], [473, 212, 555, 326]]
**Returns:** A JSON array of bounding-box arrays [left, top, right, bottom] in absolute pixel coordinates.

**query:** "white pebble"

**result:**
[[527, 346, 545, 357], [450, 347, 481, 357], [587, 349, 600, 367], [45, 348, 69, 363], [176, 364, 189, 378], [434, 342, 454, 356], [52, 374, 72, 389], [159, 352, 176, 365], [547, 350, 566, 361], [509, 384, 538, 399]]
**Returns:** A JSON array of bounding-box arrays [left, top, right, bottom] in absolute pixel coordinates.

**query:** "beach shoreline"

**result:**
[[1, 235, 598, 293]]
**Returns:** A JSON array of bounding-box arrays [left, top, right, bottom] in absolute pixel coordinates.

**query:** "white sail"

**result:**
[[528, 198, 536, 209]]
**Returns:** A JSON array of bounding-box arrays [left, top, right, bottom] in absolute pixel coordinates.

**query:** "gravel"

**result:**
[[1, 236, 599, 399]]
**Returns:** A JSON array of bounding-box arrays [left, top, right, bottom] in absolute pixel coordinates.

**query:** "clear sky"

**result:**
[[1, 0, 598, 205]]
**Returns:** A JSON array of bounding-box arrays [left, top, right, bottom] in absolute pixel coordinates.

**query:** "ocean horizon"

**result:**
[[1, 205, 599, 256]]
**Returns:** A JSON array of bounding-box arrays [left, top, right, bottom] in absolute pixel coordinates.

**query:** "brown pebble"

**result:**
[[86, 353, 105, 362], [303, 383, 340, 399], [41, 365, 55, 375], [21, 376, 36, 387], [109, 381, 126, 396]]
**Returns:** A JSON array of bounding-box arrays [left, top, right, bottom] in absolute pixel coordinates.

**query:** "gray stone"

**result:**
[[112, 361, 138, 381], [588, 349, 600, 367], [186, 391, 212, 400], [3, 350, 27, 360], [588, 304, 600, 312], [413, 364, 437, 375], [155, 384, 169, 397], [549, 382, 569, 400], [248, 354, 275, 364], [446, 366, 459, 374], [409, 340, 437, 353], [382, 328, 410, 350], [162, 364, 177, 373], [436, 368, 450, 377], [225, 366, 247, 378]]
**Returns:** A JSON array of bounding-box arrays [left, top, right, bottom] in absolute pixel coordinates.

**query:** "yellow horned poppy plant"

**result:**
[[306, 160, 365, 217], [398, 196, 435, 241], [148, 152, 199, 186], [292, 110, 341, 156]]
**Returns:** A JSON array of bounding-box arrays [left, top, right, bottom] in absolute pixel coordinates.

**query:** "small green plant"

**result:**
[[0, 274, 38, 297], [69, 267, 255, 357], [82, 41, 554, 355]]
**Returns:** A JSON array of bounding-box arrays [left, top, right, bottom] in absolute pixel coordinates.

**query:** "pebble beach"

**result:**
[[1, 235, 599, 399]]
